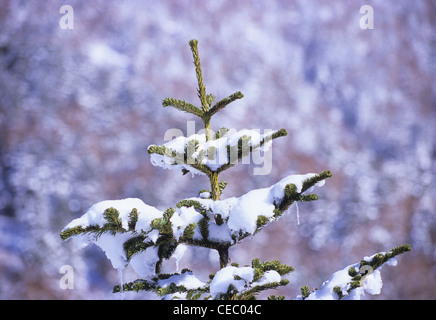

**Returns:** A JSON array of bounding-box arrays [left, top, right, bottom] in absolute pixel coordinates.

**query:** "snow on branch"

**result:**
[[296, 244, 411, 300], [60, 172, 331, 278], [147, 128, 287, 176], [185, 171, 331, 243], [113, 258, 293, 300]]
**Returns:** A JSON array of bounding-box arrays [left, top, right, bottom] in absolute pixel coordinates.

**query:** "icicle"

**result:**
[[175, 256, 180, 272], [295, 201, 300, 225], [172, 244, 187, 272], [118, 268, 124, 300]]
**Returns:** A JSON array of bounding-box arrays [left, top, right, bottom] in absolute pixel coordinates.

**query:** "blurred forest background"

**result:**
[[1, 0, 435, 299]]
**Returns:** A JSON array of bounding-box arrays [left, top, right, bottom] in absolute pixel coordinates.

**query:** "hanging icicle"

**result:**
[[118, 268, 124, 300], [295, 201, 300, 226]]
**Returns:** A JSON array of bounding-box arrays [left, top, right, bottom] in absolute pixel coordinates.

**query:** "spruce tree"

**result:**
[[61, 40, 410, 300]]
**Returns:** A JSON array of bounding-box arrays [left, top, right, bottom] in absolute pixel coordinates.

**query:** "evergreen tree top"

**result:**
[[60, 39, 410, 300]]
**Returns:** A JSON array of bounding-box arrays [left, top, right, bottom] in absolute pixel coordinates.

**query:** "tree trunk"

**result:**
[[218, 246, 230, 269]]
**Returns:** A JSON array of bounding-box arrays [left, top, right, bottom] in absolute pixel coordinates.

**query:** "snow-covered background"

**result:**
[[0, 0, 435, 299]]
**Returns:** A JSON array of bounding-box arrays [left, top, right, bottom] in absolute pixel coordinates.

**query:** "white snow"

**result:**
[[148, 229, 160, 243], [362, 269, 382, 295], [134, 206, 164, 234], [209, 266, 286, 298], [345, 269, 383, 300], [209, 266, 254, 298], [63, 198, 163, 234], [129, 246, 159, 277], [62, 198, 164, 271], [94, 232, 132, 270], [196, 197, 238, 218], [148, 129, 279, 175], [300, 250, 398, 300], [149, 151, 205, 176], [227, 187, 276, 235], [253, 270, 282, 286], [386, 257, 398, 267], [305, 263, 356, 300], [270, 173, 325, 200], [207, 222, 233, 243], [199, 191, 211, 199], [191, 172, 325, 240], [157, 271, 206, 291], [62, 173, 327, 281], [170, 206, 203, 241]]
